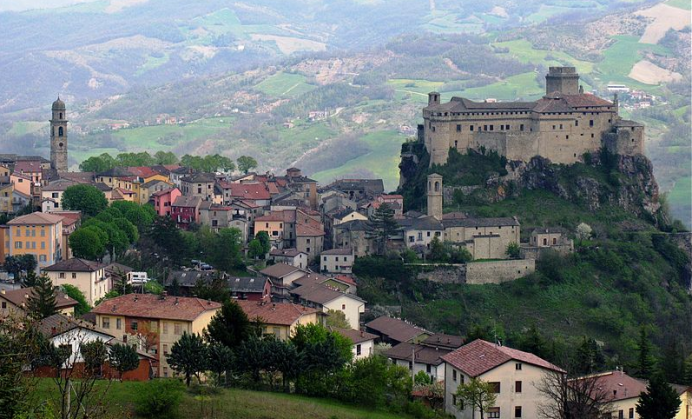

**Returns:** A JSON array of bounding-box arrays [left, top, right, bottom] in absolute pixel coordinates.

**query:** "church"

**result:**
[[421, 67, 645, 166], [49, 97, 68, 172]]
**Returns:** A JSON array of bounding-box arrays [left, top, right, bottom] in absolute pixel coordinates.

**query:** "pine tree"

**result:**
[[167, 332, 208, 386], [366, 203, 398, 255], [205, 300, 251, 349], [25, 275, 57, 320], [636, 328, 655, 379], [109, 343, 140, 380], [21, 269, 39, 288], [636, 375, 681, 419]]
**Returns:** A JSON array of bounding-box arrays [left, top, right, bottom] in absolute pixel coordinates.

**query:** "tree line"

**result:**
[[79, 151, 258, 174]]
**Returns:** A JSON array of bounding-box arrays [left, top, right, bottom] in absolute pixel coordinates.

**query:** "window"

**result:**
[[335, 257, 339, 262], [356, 344, 362, 356], [174, 323, 182, 335], [575, 120, 579, 126], [408, 361, 413, 370], [58, 127, 64, 137], [427, 231, 431, 237], [163, 322, 168, 334], [131, 320, 138, 331], [543, 238, 547, 246], [409, 236, 414, 243], [553, 238, 557, 245], [452, 370, 457, 382], [489, 382, 501, 393], [470, 125, 474, 131], [589, 119, 594, 127], [618, 410, 623, 419], [59, 344, 72, 356], [14, 242, 21, 249], [163, 367, 168, 377], [71, 273, 76, 279], [102, 317, 110, 328], [515, 381, 522, 393], [116, 318, 121, 330], [341, 304, 346, 310], [456, 124, 461, 132], [488, 407, 500, 418], [323, 257, 327, 261], [628, 408, 634, 418], [515, 406, 522, 418], [426, 364, 431, 373], [163, 344, 168, 355], [59, 272, 65, 279]]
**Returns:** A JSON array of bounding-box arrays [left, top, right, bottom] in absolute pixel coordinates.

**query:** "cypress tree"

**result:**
[[25, 275, 57, 320], [636, 328, 655, 379]]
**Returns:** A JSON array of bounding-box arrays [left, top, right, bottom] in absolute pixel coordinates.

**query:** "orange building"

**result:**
[[7, 212, 64, 269]]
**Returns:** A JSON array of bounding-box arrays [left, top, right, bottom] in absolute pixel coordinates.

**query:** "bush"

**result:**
[[134, 379, 184, 418]]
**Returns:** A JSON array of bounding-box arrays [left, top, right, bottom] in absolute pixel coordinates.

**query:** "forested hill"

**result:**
[[377, 145, 692, 378]]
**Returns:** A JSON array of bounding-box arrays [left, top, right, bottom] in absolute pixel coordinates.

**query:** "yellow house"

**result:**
[[91, 294, 221, 378], [237, 300, 323, 340], [7, 212, 64, 269], [0, 183, 14, 214], [254, 212, 285, 242], [43, 258, 110, 306], [0, 164, 10, 176], [0, 287, 78, 318], [674, 384, 692, 419]]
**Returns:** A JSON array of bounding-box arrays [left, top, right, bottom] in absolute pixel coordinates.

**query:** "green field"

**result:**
[[493, 39, 595, 75], [33, 379, 414, 419], [311, 130, 405, 192], [254, 72, 317, 98], [135, 52, 171, 76], [462, 72, 544, 101], [423, 11, 483, 33], [666, 0, 692, 10], [596, 35, 672, 90], [8, 121, 46, 136]]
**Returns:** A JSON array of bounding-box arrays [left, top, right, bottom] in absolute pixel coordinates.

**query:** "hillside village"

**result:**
[[0, 69, 690, 419]]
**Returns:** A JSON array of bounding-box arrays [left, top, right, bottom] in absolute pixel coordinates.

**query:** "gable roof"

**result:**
[[441, 339, 565, 377], [321, 248, 353, 256], [236, 300, 319, 326], [385, 342, 450, 366], [260, 263, 304, 279], [14, 160, 44, 173], [0, 287, 78, 310], [181, 173, 216, 183], [332, 327, 378, 344], [43, 258, 106, 273], [7, 212, 64, 226], [443, 216, 519, 228], [38, 313, 114, 339], [572, 371, 647, 402], [164, 270, 218, 287], [220, 182, 271, 200], [91, 293, 221, 322], [422, 333, 465, 350], [291, 283, 364, 305], [269, 248, 306, 258], [296, 224, 325, 237], [365, 316, 430, 343], [228, 277, 268, 293], [42, 179, 77, 192], [172, 195, 202, 208]]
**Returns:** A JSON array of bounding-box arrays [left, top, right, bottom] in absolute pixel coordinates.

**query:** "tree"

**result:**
[[26, 275, 57, 320], [237, 156, 258, 174], [428, 236, 447, 262], [108, 343, 140, 380], [575, 223, 592, 244], [61, 184, 108, 217], [366, 203, 398, 255], [69, 227, 106, 260], [256, 231, 271, 256], [247, 239, 264, 261], [209, 228, 244, 272], [5, 254, 37, 282], [636, 328, 655, 379], [325, 309, 351, 329], [154, 151, 179, 165], [506, 242, 521, 259], [79, 153, 115, 172], [538, 368, 613, 419], [205, 300, 251, 349], [110, 201, 155, 233], [22, 269, 39, 288], [81, 340, 108, 377], [574, 336, 605, 375], [636, 375, 681, 419], [60, 285, 90, 316], [208, 343, 234, 387], [516, 324, 549, 360], [454, 378, 497, 419], [167, 332, 208, 386]]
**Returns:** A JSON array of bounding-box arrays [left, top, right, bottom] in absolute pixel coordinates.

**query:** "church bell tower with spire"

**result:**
[[50, 97, 68, 172]]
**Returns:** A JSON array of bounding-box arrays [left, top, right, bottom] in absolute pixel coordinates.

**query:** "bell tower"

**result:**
[[50, 97, 68, 172], [427, 173, 443, 220]]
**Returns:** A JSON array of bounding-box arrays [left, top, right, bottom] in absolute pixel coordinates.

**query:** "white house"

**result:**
[[442, 339, 565, 419], [38, 313, 114, 368], [333, 328, 377, 360], [385, 342, 448, 382], [291, 283, 365, 330], [43, 258, 110, 306], [320, 248, 354, 274], [269, 249, 309, 269]]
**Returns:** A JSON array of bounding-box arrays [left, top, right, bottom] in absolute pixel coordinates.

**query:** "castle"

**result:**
[[421, 67, 644, 166]]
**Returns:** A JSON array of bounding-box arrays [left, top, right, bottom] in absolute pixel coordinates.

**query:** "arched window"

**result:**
[[434, 181, 440, 192], [59, 113, 63, 119], [58, 127, 64, 137]]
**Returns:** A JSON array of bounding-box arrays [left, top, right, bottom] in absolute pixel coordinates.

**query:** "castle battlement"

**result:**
[[420, 67, 645, 166]]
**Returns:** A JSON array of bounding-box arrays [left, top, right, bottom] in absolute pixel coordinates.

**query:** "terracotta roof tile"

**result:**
[[365, 316, 430, 343], [43, 258, 106, 272], [236, 300, 319, 326], [572, 371, 647, 402], [7, 212, 64, 225], [260, 263, 304, 279], [0, 287, 78, 309], [91, 293, 221, 322], [441, 339, 565, 377], [332, 327, 377, 344]]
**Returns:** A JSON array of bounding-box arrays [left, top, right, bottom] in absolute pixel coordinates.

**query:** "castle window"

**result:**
[[575, 120, 579, 126], [589, 120, 594, 127], [507, 124, 511, 130], [560, 124, 563, 129], [552, 125, 556, 130], [484, 125, 487, 131], [455, 141, 458, 148], [566, 135, 569, 139], [608, 119, 612, 123], [456, 124, 461, 132], [470, 125, 474, 131], [520, 124, 524, 131], [58, 127, 64, 137], [59, 113, 62, 119], [591, 133, 594, 138], [489, 125, 494, 131]]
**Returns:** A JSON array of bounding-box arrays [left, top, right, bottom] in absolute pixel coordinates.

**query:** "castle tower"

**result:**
[[427, 173, 443, 220], [545, 67, 580, 95], [50, 97, 68, 172], [428, 92, 440, 107]]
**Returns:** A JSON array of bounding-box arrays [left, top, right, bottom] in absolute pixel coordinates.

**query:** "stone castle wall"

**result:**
[[465, 259, 536, 284]]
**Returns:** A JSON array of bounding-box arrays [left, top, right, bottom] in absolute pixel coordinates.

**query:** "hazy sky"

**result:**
[[0, 0, 95, 12]]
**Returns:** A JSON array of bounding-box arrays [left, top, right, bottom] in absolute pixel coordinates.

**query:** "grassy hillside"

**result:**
[[34, 379, 414, 419]]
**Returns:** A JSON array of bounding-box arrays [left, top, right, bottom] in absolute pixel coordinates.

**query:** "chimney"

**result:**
[[360, 330, 364, 337], [174, 298, 179, 305], [0, 289, 5, 294]]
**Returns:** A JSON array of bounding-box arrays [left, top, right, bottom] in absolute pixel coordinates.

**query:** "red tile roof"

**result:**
[[7, 212, 64, 225], [14, 160, 43, 173], [236, 300, 319, 326], [223, 182, 271, 200], [571, 371, 647, 402], [126, 166, 158, 179], [332, 327, 378, 344], [91, 293, 221, 322], [255, 212, 286, 222], [0, 287, 78, 310], [365, 316, 430, 343], [296, 224, 325, 237], [441, 339, 565, 377]]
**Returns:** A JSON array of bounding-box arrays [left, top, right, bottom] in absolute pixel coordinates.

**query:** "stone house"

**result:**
[[43, 258, 110, 306], [296, 224, 325, 260], [320, 248, 354, 274], [333, 219, 374, 257], [442, 339, 565, 419], [91, 293, 222, 378], [521, 227, 575, 260], [443, 217, 521, 260], [180, 173, 216, 200], [401, 216, 444, 250], [269, 248, 308, 269]]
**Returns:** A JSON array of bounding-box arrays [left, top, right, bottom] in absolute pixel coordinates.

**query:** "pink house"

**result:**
[[152, 187, 181, 217]]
